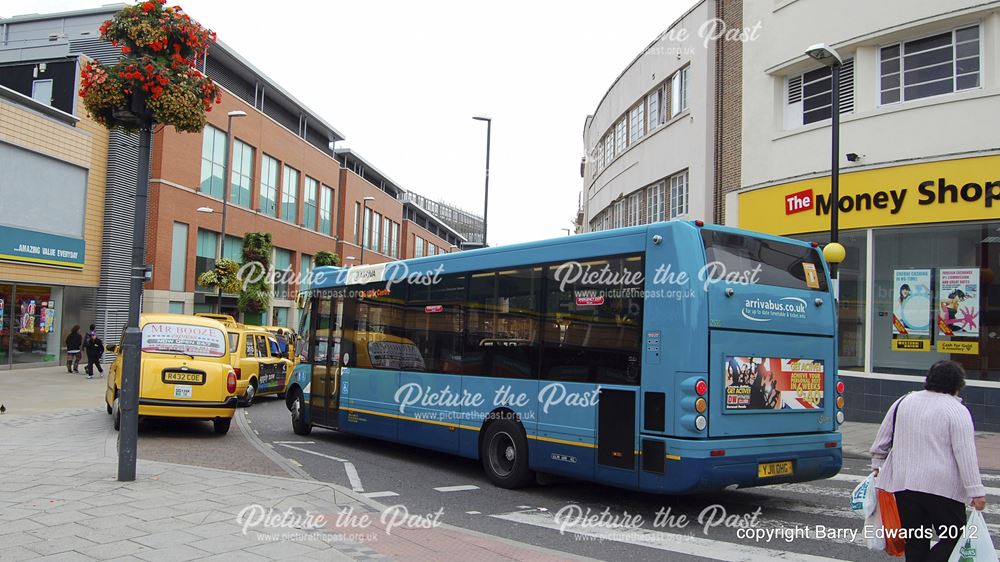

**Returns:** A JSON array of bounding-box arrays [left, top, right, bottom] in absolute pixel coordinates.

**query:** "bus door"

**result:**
[[310, 294, 345, 428], [701, 230, 837, 438]]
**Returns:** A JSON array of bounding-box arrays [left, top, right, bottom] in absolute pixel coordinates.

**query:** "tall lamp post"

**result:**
[[473, 116, 491, 247], [209, 110, 247, 314], [805, 44, 847, 299], [359, 196, 375, 264]]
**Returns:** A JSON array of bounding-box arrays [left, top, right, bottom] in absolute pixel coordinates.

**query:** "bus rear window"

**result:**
[[701, 230, 828, 292]]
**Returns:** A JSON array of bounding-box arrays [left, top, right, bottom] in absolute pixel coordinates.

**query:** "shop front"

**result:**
[[735, 154, 1000, 430]]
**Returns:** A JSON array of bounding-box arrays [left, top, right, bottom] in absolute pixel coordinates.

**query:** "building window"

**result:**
[[272, 306, 289, 328], [199, 125, 227, 199], [303, 176, 318, 230], [223, 235, 241, 261], [230, 139, 254, 208], [281, 165, 299, 224], [627, 191, 642, 226], [391, 222, 400, 258], [300, 253, 312, 289], [595, 140, 604, 173], [320, 186, 333, 235], [168, 301, 185, 314], [671, 66, 689, 116], [372, 212, 382, 253], [786, 58, 855, 127], [415, 236, 425, 257], [170, 222, 188, 292], [259, 154, 279, 217], [194, 229, 218, 292], [880, 25, 979, 106], [604, 133, 614, 164], [612, 199, 624, 229], [354, 202, 361, 244], [629, 104, 644, 143], [647, 182, 665, 223], [614, 118, 627, 155], [382, 217, 391, 256], [647, 89, 661, 131], [363, 207, 373, 250], [669, 170, 689, 218], [274, 248, 292, 300]]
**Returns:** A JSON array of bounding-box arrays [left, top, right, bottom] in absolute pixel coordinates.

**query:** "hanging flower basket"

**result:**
[[79, 0, 222, 132]]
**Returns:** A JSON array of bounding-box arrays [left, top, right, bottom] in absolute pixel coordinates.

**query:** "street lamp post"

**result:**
[[473, 116, 491, 247], [805, 44, 846, 299], [360, 196, 375, 265], [214, 110, 247, 314]]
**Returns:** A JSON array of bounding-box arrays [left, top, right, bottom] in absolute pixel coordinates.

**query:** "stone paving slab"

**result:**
[[0, 408, 592, 561]]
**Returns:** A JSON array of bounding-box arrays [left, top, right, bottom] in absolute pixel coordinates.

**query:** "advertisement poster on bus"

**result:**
[[724, 356, 825, 410], [892, 269, 932, 338]]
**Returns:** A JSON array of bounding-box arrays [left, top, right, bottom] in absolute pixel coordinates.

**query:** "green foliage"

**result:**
[[238, 232, 272, 314], [314, 251, 340, 267], [196, 258, 241, 293]]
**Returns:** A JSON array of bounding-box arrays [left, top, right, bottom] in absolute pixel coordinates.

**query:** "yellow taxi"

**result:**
[[105, 313, 238, 434], [225, 325, 293, 405]]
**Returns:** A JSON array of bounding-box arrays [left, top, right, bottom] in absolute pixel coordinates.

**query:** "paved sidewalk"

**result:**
[[840, 421, 1000, 471], [0, 366, 106, 417], [0, 408, 589, 561]]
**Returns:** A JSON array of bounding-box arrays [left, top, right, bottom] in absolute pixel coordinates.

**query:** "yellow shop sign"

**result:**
[[738, 154, 1000, 236]]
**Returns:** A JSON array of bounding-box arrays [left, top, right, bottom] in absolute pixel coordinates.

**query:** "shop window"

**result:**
[[872, 221, 997, 381]]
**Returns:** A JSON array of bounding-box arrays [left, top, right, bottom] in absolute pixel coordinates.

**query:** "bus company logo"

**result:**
[[741, 297, 807, 322], [785, 189, 814, 215]]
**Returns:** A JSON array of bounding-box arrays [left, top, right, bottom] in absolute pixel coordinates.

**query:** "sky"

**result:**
[[2, 0, 690, 247]]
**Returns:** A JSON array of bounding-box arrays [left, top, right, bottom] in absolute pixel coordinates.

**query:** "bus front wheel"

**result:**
[[481, 418, 533, 489], [290, 389, 312, 436]]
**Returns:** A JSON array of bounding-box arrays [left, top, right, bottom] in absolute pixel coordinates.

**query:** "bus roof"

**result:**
[[307, 221, 819, 290]]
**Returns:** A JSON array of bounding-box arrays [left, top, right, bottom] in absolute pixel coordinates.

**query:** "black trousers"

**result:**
[[85, 356, 104, 376], [894, 489, 967, 562]]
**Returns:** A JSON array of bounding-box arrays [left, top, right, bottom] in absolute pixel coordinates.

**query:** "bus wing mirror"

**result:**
[[295, 292, 306, 309]]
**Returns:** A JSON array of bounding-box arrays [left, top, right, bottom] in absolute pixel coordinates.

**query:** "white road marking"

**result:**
[[516, 505, 532, 509], [466, 511, 482, 515], [277, 443, 348, 462], [829, 473, 1000, 496], [364, 491, 399, 499], [490, 510, 844, 561], [344, 462, 364, 493], [275, 443, 361, 491], [288, 459, 303, 467], [434, 485, 480, 492], [273, 441, 315, 444]]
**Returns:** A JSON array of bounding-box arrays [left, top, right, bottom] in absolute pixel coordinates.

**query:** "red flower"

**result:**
[[142, 2, 155, 13], [122, 46, 131, 54]]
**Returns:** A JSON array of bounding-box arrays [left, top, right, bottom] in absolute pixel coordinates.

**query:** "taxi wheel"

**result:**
[[290, 389, 311, 436], [113, 397, 121, 431], [213, 418, 231, 435], [244, 380, 257, 406]]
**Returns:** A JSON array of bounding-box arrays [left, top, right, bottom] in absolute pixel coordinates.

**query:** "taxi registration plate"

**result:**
[[758, 461, 793, 478], [162, 371, 205, 384]]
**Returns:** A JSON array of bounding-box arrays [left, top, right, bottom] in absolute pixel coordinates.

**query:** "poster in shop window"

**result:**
[[892, 269, 932, 337], [937, 268, 980, 337], [724, 356, 825, 411]]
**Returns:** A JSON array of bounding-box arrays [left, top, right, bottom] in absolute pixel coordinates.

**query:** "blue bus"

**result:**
[[286, 221, 843, 493]]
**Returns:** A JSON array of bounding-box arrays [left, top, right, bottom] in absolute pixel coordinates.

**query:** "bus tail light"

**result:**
[[227, 371, 237, 394], [825, 441, 838, 448], [695, 398, 707, 413], [836, 396, 845, 408], [695, 415, 707, 431], [695, 379, 707, 396], [836, 411, 845, 424], [836, 380, 845, 394], [710, 449, 726, 457]]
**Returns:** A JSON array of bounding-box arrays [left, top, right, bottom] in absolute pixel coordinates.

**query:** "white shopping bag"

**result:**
[[863, 497, 886, 551], [947, 510, 998, 562], [851, 472, 878, 517]]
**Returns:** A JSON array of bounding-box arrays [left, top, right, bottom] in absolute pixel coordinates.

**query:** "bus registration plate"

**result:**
[[758, 461, 793, 478]]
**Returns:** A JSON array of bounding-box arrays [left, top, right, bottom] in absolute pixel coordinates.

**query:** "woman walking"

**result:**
[[870, 360, 987, 561], [65, 325, 82, 373]]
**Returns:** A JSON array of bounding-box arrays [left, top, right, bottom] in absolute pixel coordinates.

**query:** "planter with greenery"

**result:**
[[238, 232, 273, 316], [314, 251, 340, 267]]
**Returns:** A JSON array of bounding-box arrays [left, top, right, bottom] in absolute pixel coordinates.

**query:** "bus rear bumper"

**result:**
[[647, 432, 842, 494]]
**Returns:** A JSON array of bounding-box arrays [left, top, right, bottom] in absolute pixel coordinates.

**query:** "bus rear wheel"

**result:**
[[481, 418, 533, 489]]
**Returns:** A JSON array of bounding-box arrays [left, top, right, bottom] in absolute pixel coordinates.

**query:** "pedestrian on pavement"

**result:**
[[84, 324, 104, 379], [65, 325, 82, 373], [870, 360, 986, 562]]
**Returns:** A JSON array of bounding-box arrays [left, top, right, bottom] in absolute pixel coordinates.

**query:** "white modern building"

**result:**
[[726, 0, 1000, 429], [579, 0, 743, 232]]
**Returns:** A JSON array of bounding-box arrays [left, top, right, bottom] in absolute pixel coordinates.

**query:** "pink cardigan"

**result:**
[[870, 390, 986, 503]]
